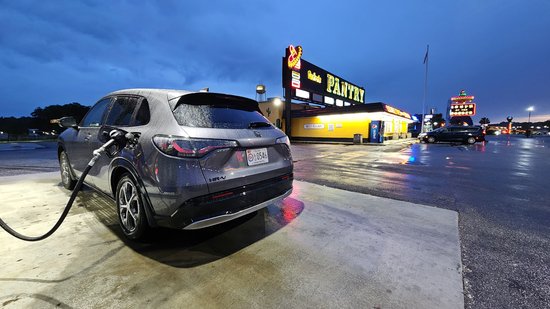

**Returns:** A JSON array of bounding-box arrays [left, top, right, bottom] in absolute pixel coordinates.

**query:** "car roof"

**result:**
[[107, 88, 195, 102], [106, 88, 258, 111]]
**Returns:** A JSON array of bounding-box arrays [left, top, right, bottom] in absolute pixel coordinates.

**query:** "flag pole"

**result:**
[[421, 44, 429, 133]]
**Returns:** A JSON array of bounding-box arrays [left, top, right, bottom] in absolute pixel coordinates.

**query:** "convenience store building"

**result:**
[[259, 99, 413, 143], [263, 44, 414, 143]]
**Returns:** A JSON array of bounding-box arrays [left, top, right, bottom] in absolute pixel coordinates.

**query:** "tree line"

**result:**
[[0, 103, 90, 135]]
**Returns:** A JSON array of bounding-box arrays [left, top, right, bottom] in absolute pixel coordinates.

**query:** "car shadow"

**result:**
[[76, 187, 304, 268]]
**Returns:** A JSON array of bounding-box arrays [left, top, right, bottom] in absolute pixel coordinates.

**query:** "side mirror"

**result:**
[[58, 116, 78, 129]]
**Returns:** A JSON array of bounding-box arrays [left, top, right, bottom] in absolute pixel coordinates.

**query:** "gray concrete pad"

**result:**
[[0, 173, 463, 308]]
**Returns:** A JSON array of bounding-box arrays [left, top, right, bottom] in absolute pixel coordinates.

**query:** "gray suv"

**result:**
[[58, 89, 293, 240]]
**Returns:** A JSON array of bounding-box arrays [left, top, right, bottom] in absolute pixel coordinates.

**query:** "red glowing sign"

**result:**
[[451, 95, 475, 102], [287, 45, 303, 69]]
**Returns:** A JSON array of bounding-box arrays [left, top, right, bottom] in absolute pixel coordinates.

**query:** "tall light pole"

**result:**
[[527, 106, 534, 124], [421, 45, 429, 133], [526, 106, 534, 137]]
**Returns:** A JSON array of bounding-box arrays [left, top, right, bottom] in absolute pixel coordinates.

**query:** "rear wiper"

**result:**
[[248, 122, 272, 128]]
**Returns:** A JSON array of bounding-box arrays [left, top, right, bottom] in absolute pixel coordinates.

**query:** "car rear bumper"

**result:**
[[183, 188, 292, 229], [160, 173, 293, 229]]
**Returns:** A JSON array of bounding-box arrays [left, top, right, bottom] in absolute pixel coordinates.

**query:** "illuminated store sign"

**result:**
[[451, 90, 474, 102], [451, 95, 474, 102], [308, 70, 322, 83], [283, 45, 365, 106], [287, 45, 303, 69], [384, 105, 412, 119], [326, 73, 364, 103], [450, 103, 476, 116]]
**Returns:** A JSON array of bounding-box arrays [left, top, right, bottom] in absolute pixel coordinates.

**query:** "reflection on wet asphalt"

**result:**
[[2, 138, 549, 308], [293, 136, 550, 309]]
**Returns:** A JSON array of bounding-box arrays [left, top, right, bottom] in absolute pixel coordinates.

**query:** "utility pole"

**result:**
[[421, 44, 429, 133]]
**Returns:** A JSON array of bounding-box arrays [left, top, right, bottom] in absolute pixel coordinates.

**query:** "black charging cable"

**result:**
[[0, 130, 131, 241]]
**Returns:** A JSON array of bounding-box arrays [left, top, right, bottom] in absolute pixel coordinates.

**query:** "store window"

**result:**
[[384, 121, 394, 134]]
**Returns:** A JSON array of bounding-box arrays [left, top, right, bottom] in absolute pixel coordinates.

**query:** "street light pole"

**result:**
[[527, 106, 534, 124], [421, 45, 429, 133], [526, 106, 534, 137]]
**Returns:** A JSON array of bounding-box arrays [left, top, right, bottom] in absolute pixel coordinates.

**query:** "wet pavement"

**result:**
[[0, 173, 462, 308], [0, 142, 58, 176], [1, 136, 549, 308], [293, 135, 550, 308]]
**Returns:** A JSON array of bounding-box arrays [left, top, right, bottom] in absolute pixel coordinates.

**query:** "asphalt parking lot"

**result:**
[[0, 172, 462, 308], [292, 135, 550, 308], [2, 135, 548, 308]]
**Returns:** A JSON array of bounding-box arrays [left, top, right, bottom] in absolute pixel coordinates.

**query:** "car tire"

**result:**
[[116, 173, 149, 240], [59, 150, 76, 190], [466, 137, 476, 144], [427, 136, 436, 143]]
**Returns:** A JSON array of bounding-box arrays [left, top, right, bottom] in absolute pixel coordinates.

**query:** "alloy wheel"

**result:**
[[118, 180, 141, 233], [60, 153, 71, 186]]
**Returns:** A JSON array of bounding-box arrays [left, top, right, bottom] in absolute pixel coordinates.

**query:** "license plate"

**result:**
[[246, 148, 269, 166]]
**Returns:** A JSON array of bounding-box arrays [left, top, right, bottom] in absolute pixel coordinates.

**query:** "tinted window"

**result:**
[[81, 98, 111, 127], [106, 97, 136, 126], [173, 105, 269, 129], [134, 99, 150, 126]]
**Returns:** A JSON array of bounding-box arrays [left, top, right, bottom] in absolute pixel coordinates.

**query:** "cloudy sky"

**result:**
[[1, 0, 549, 123]]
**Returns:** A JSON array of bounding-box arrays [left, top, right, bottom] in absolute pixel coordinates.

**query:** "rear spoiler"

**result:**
[[172, 92, 260, 112]]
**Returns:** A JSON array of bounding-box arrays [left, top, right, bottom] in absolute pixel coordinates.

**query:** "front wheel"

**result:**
[[427, 136, 436, 143], [466, 137, 476, 144], [59, 151, 76, 190], [116, 174, 148, 240]]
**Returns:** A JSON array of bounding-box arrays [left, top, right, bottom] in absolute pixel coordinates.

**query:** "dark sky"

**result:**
[[1, 0, 549, 123]]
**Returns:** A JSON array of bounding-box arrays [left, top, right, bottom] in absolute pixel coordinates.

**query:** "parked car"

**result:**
[[419, 126, 486, 144], [57, 89, 293, 240]]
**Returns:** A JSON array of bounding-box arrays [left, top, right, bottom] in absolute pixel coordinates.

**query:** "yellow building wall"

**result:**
[[258, 101, 284, 129], [291, 115, 371, 139], [382, 120, 409, 137], [258, 102, 411, 140]]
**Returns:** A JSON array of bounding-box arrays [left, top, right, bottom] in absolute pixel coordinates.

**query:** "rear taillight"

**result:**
[[152, 135, 238, 158], [276, 136, 291, 148]]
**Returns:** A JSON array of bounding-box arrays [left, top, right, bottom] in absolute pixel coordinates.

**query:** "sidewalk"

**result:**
[[0, 173, 463, 308], [293, 137, 418, 146]]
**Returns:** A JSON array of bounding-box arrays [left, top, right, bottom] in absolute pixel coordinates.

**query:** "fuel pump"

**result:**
[[0, 129, 137, 241]]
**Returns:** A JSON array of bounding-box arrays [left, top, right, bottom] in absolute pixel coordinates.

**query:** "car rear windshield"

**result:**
[[172, 94, 270, 129]]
